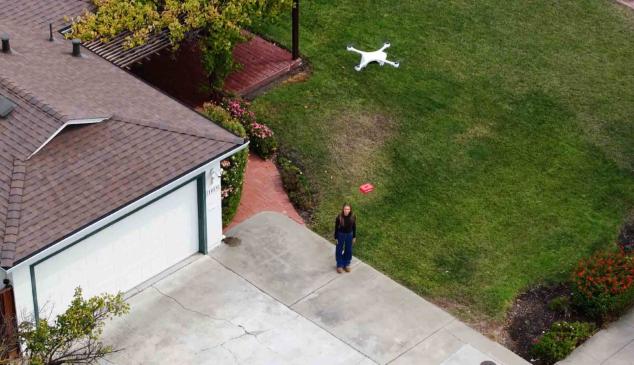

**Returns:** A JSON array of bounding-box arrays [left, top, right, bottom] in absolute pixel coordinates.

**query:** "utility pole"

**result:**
[[292, 0, 299, 60]]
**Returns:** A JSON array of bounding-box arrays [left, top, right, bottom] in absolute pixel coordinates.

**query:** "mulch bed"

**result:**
[[504, 283, 594, 364]]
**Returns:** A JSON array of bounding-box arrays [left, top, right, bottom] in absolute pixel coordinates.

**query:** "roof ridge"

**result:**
[[114, 116, 244, 145], [0, 76, 69, 122], [1, 158, 26, 268]]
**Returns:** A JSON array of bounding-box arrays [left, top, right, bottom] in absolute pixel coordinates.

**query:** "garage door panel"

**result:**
[[34, 181, 200, 318]]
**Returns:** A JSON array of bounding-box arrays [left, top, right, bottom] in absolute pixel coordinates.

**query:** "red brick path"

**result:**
[[224, 34, 303, 97], [617, 0, 634, 9], [131, 33, 301, 104], [225, 154, 304, 232]]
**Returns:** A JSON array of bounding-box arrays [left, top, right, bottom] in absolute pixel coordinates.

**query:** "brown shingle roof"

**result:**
[[0, 22, 240, 141], [13, 118, 236, 266], [0, 17, 245, 267], [0, 0, 92, 29]]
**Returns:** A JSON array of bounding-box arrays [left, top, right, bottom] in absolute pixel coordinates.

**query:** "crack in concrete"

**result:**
[[210, 255, 374, 362], [151, 285, 239, 328], [221, 343, 240, 364], [195, 325, 282, 361], [151, 285, 290, 361]]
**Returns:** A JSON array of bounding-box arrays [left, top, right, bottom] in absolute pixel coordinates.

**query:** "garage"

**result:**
[[30, 179, 202, 319]]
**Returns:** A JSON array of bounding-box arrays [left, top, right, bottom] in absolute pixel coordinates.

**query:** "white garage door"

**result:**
[[32, 180, 200, 318]]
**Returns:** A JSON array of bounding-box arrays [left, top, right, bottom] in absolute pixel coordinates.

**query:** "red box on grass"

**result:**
[[359, 183, 374, 194]]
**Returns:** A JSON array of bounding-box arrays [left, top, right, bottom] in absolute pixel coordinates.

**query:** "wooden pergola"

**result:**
[[80, 0, 300, 69]]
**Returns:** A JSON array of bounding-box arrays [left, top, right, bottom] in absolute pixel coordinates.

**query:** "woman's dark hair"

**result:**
[[338, 203, 355, 225]]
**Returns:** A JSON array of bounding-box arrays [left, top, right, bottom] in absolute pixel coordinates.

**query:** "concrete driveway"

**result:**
[[102, 212, 529, 365]]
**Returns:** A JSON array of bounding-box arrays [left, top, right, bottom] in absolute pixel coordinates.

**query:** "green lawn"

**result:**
[[251, 0, 634, 319]]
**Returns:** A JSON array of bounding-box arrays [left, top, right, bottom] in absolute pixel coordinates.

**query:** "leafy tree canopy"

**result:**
[[69, 0, 293, 86]]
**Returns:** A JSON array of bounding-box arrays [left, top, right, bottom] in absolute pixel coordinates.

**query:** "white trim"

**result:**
[[7, 141, 248, 273], [27, 117, 110, 159]]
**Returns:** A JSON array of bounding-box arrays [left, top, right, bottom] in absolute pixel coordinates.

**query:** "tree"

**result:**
[[17, 288, 129, 365], [68, 0, 293, 87]]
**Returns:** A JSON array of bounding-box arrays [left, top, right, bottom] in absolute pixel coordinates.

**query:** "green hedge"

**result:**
[[219, 150, 248, 226], [201, 103, 248, 225], [276, 155, 313, 212]]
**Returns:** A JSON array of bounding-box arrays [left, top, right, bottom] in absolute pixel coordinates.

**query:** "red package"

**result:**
[[359, 183, 374, 194]]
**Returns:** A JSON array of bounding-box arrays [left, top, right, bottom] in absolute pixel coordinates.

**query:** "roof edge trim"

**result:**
[[27, 117, 110, 159]]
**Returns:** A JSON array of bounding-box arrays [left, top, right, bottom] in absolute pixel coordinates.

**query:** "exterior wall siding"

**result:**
[[7, 149, 241, 322], [206, 160, 223, 251], [31, 180, 199, 319]]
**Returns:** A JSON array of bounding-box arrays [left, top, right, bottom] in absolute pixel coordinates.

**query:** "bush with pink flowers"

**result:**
[[201, 103, 248, 225], [222, 99, 277, 159]]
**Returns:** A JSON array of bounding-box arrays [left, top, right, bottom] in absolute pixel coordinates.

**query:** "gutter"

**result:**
[[7, 140, 249, 273]]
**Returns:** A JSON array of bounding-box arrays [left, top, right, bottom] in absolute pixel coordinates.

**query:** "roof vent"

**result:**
[[0, 96, 16, 117], [1, 33, 10, 53], [72, 39, 81, 57]]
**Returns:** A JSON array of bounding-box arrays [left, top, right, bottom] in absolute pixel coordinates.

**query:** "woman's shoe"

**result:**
[[344, 266, 351, 272], [336, 267, 343, 273]]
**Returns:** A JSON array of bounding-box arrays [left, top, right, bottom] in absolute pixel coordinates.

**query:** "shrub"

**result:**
[[201, 103, 248, 225], [19, 287, 129, 365], [219, 150, 248, 225], [277, 155, 313, 212], [572, 251, 634, 321], [201, 102, 247, 138], [222, 99, 277, 159], [248, 122, 277, 159], [618, 216, 634, 254], [531, 321, 596, 364], [223, 99, 257, 126], [548, 296, 571, 317]]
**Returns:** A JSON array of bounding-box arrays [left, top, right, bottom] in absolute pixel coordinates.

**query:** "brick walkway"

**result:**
[[225, 154, 303, 232], [224, 33, 303, 97], [617, 0, 634, 9]]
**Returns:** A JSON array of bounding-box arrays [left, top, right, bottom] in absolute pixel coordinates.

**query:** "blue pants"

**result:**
[[336, 232, 353, 268]]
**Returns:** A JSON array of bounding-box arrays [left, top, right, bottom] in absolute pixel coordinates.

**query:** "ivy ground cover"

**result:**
[[252, 0, 634, 319]]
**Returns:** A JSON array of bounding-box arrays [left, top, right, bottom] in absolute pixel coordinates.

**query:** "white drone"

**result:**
[[346, 42, 400, 71]]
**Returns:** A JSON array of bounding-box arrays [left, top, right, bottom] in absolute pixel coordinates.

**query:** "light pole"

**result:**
[[292, 0, 299, 60]]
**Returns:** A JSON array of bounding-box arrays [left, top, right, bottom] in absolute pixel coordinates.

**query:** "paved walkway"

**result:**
[[225, 154, 303, 232], [557, 308, 634, 365], [617, 0, 634, 10]]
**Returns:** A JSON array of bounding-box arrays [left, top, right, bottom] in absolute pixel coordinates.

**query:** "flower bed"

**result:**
[[201, 103, 248, 225], [223, 99, 277, 159], [531, 321, 596, 364], [572, 251, 634, 321], [507, 247, 634, 364]]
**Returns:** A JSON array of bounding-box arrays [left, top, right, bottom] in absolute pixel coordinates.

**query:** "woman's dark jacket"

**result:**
[[334, 214, 356, 239]]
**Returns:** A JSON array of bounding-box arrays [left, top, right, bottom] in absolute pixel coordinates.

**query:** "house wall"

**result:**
[[206, 160, 223, 251], [8, 155, 235, 322], [34, 180, 199, 319]]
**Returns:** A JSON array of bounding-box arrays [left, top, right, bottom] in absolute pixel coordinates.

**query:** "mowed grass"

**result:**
[[251, 0, 634, 319]]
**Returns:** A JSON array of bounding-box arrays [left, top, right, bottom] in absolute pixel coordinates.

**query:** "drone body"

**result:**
[[346, 43, 400, 71]]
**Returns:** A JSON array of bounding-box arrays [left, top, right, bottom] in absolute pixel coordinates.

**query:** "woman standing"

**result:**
[[334, 203, 356, 273]]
